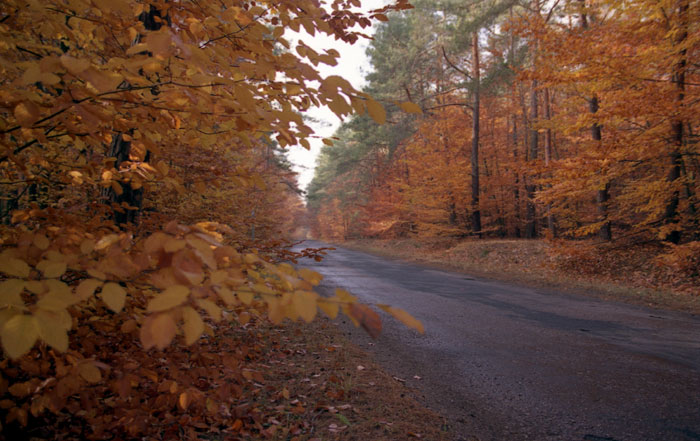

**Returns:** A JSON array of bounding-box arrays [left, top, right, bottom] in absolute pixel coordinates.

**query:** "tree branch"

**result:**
[[441, 46, 472, 80]]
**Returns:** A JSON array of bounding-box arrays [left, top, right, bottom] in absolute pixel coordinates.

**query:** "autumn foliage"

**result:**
[[0, 0, 426, 438], [308, 0, 700, 257]]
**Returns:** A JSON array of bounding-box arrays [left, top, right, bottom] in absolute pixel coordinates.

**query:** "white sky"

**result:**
[[286, 1, 390, 192]]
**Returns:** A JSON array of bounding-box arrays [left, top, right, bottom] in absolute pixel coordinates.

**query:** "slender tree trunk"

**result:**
[[105, 6, 164, 226], [589, 96, 612, 241], [543, 87, 556, 237], [664, 0, 688, 244], [525, 78, 538, 239], [579, 1, 611, 241], [512, 113, 521, 238], [524, 0, 541, 239], [508, 8, 521, 238], [471, 31, 482, 237]]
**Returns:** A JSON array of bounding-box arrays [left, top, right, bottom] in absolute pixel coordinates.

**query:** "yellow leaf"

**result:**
[[81, 68, 123, 93], [172, 249, 205, 285], [75, 279, 102, 301], [14, 101, 41, 127], [36, 260, 67, 279], [378, 305, 424, 334], [34, 309, 69, 352], [95, 234, 120, 251], [365, 99, 386, 124], [238, 311, 251, 325], [317, 298, 339, 319], [147, 285, 190, 312], [186, 236, 217, 269], [77, 361, 102, 384], [398, 101, 422, 114], [111, 181, 123, 195], [210, 270, 228, 285], [298, 268, 323, 286], [164, 238, 185, 253], [237, 290, 254, 305], [36, 288, 77, 312], [144, 232, 168, 253], [0, 257, 30, 278], [33, 234, 50, 250], [1, 314, 39, 359], [80, 239, 96, 255], [0, 279, 25, 308], [125, 43, 148, 56], [146, 313, 177, 350], [348, 304, 382, 339], [182, 306, 204, 345], [335, 288, 357, 303], [25, 281, 44, 294], [87, 268, 107, 280], [293, 291, 318, 323], [178, 391, 191, 410], [196, 299, 222, 322], [60, 55, 90, 75], [100, 283, 126, 313], [145, 30, 172, 57], [0, 309, 19, 330], [216, 287, 237, 306]]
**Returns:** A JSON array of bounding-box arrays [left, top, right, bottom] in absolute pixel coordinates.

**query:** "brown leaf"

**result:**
[[348, 304, 382, 339]]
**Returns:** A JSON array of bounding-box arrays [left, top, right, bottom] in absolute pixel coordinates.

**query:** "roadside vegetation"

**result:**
[[344, 238, 700, 314], [0, 0, 434, 438]]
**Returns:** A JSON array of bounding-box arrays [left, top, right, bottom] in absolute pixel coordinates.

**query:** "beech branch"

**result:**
[[441, 46, 472, 80]]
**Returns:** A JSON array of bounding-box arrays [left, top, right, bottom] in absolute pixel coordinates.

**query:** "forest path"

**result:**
[[296, 240, 700, 441]]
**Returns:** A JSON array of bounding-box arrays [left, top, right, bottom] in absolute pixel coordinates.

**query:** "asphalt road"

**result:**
[[297, 240, 700, 441]]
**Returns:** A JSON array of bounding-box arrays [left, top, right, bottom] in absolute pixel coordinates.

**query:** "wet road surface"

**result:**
[[297, 241, 700, 441]]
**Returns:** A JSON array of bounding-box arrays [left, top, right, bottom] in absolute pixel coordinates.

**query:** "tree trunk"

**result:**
[[579, 1, 612, 241], [512, 113, 521, 238], [590, 96, 611, 241], [543, 87, 556, 237], [525, 78, 538, 239], [471, 31, 482, 237], [664, 0, 688, 244], [104, 6, 164, 227]]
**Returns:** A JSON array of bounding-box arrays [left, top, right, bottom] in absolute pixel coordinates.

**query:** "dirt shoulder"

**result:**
[[339, 238, 700, 315], [261, 319, 450, 441]]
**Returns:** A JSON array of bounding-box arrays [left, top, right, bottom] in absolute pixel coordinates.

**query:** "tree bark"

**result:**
[[525, 78, 538, 239], [471, 31, 482, 237], [664, 0, 688, 244], [579, 0, 611, 241], [590, 96, 611, 241], [543, 87, 556, 237]]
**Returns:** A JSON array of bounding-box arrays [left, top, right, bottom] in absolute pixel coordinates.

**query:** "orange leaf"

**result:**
[[140, 313, 177, 350], [77, 361, 102, 384], [378, 305, 424, 334], [348, 304, 382, 339]]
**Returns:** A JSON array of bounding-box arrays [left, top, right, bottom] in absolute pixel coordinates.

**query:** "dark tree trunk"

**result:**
[[664, 0, 688, 245], [589, 96, 612, 241], [525, 79, 538, 239], [470, 31, 482, 238], [543, 87, 556, 237], [105, 6, 164, 226]]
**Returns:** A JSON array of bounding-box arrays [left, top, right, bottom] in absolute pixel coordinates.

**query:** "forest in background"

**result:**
[[307, 0, 700, 270]]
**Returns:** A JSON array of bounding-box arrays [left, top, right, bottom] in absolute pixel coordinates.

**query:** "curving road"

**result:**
[[297, 240, 700, 441]]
